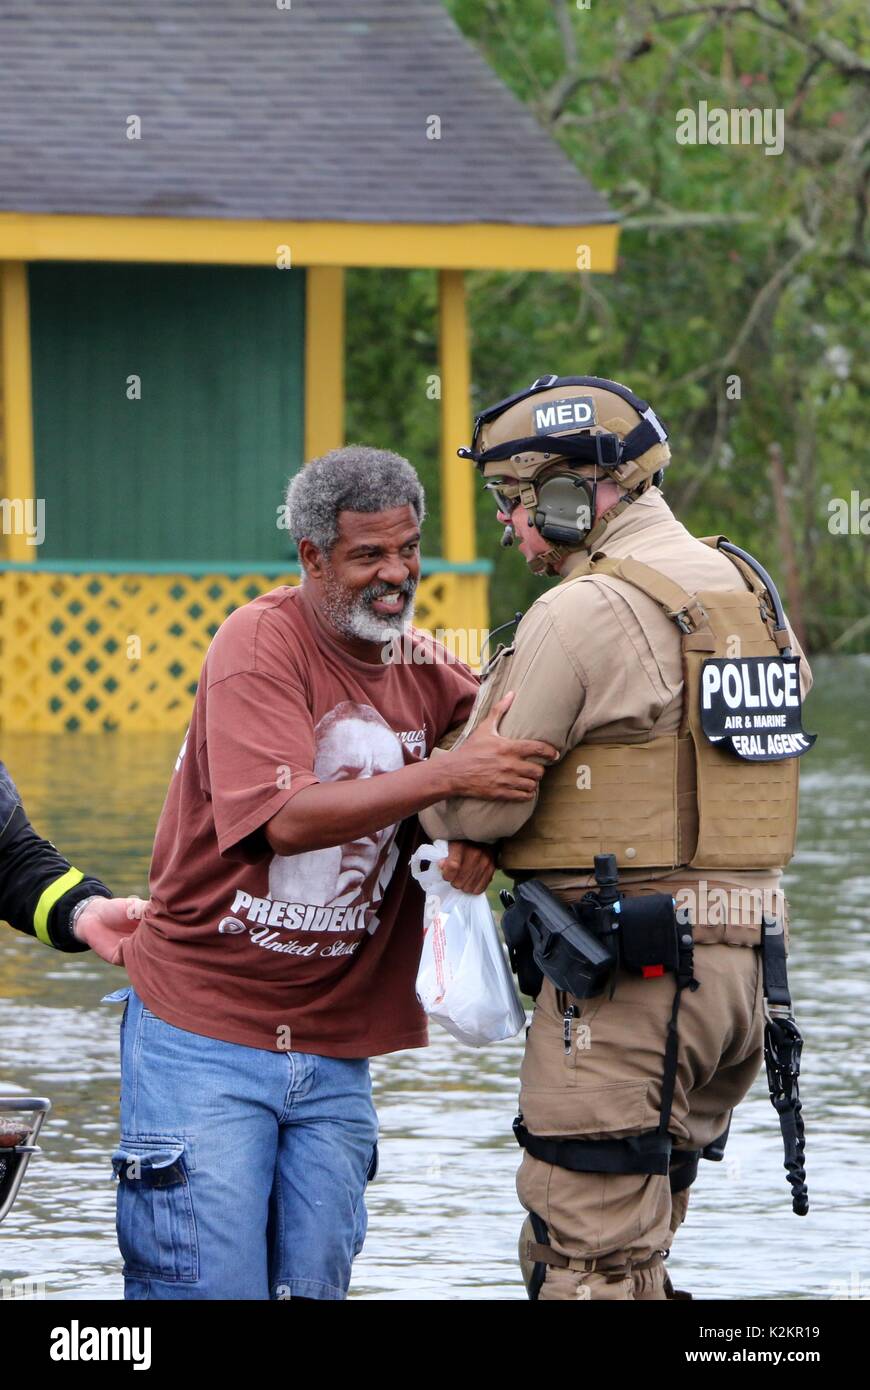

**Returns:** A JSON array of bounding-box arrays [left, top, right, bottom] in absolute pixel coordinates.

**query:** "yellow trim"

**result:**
[[438, 270, 475, 563], [0, 262, 36, 562], [304, 268, 345, 460], [33, 867, 85, 946], [0, 214, 620, 273]]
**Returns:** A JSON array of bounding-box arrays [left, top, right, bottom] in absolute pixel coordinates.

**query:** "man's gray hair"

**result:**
[[285, 445, 426, 555]]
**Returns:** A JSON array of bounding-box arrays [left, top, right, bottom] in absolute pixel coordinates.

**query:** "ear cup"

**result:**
[[534, 474, 597, 545]]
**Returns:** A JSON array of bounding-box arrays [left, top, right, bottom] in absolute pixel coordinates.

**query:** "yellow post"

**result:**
[[0, 262, 36, 562], [304, 267, 345, 461], [438, 269, 487, 647], [438, 269, 474, 561]]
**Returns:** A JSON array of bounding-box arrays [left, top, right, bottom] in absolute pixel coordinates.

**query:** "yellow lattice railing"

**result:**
[[0, 567, 489, 732]]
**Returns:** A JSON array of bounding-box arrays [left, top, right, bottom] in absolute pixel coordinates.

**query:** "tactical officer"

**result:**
[[421, 375, 813, 1301]]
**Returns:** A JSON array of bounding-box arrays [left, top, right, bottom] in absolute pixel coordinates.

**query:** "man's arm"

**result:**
[[419, 603, 588, 844], [0, 764, 111, 952], [264, 694, 558, 855]]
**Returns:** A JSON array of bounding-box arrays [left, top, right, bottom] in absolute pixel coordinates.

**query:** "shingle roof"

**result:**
[[0, 0, 615, 226]]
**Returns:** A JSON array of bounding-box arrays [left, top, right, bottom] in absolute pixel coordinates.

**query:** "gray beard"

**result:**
[[320, 572, 417, 644]]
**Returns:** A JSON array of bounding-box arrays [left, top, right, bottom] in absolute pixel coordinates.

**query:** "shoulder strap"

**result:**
[[586, 555, 716, 650]]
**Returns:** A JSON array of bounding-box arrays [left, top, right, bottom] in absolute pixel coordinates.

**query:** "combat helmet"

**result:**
[[459, 375, 670, 573]]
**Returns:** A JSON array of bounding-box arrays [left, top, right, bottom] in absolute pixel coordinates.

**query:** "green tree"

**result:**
[[349, 0, 868, 648]]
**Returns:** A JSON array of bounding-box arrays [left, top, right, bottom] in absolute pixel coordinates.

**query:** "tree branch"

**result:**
[[667, 237, 814, 389], [649, 2, 870, 79], [621, 210, 763, 228]]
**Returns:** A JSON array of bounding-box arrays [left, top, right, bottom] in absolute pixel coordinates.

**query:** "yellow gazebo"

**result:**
[[0, 0, 618, 731]]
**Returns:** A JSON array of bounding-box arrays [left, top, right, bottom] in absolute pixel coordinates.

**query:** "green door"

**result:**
[[29, 262, 304, 564]]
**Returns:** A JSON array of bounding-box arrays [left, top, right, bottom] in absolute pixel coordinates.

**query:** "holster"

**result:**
[[500, 870, 693, 1001]]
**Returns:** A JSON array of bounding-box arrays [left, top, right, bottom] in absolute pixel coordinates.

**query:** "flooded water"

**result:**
[[1, 656, 868, 1300]]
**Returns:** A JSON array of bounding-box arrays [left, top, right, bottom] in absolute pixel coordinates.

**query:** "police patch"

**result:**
[[532, 396, 596, 435], [699, 656, 816, 760]]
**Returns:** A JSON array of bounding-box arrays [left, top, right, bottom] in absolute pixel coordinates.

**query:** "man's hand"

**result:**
[[440, 841, 496, 895], [443, 692, 558, 801], [73, 896, 147, 965]]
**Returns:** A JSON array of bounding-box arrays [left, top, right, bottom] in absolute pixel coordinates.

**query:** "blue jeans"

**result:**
[[101, 985, 379, 1300]]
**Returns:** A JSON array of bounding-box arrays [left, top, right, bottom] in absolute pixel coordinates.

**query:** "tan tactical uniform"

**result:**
[[420, 486, 812, 1300]]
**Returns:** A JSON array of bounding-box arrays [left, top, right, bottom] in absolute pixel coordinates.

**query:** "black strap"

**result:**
[[463, 431, 624, 469], [658, 979, 686, 1138], [760, 913, 791, 1009], [621, 415, 668, 462], [464, 375, 668, 465], [514, 1117, 672, 1176], [464, 417, 665, 472], [761, 916, 809, 1215]]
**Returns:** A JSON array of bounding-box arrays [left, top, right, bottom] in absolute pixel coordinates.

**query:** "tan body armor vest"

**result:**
[[500, 539, 801, 874]]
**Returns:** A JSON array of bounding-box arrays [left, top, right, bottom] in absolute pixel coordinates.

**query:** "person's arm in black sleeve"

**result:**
[[0, 763, 111, 953]]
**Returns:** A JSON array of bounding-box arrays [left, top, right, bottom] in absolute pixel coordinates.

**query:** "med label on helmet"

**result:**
[[532, 397, 596, 434], [700, 656, 816, 760]]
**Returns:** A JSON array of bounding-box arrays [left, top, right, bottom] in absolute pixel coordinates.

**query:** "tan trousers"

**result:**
[[516, 943, 764, 1300]]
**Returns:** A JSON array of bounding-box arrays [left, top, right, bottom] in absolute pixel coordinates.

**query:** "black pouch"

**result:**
[[616, 894, 682, 975]]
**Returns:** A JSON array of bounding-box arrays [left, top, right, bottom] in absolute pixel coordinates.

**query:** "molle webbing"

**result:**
[[500, 547, 799, 874], [500, 733, 697, 871]]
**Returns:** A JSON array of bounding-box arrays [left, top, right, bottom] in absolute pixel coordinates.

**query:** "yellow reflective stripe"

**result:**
[[33, 867, 85, 946]]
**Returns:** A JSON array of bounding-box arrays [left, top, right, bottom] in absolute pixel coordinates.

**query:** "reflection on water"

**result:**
[[1, 659, 868, 1300]]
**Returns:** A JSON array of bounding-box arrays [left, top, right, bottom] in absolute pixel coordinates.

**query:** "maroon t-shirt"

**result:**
[[122, 586, 478, 1056]]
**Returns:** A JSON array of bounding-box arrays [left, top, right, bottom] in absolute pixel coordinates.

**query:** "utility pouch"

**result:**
[[616, 893, 684, 978]]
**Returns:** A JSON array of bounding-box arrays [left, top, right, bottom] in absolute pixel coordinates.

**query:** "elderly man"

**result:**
[[107, 445, 555, 1301]]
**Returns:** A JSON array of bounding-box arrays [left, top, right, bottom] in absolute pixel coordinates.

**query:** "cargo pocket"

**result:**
[[520, 995, 656, 1135], [111, 1136, 198, 1282], [520, 991, 605, 1092]]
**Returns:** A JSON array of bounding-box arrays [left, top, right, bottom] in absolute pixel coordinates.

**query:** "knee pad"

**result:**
[[518, 1211, 551, 1301]]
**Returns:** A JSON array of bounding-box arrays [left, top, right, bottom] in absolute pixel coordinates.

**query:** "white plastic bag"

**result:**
[[411, 840, 527, 1047]]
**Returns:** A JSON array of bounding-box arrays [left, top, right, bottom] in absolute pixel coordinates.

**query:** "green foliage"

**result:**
[[348, 0, 869, 648], [345, 269, 443, 548]]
